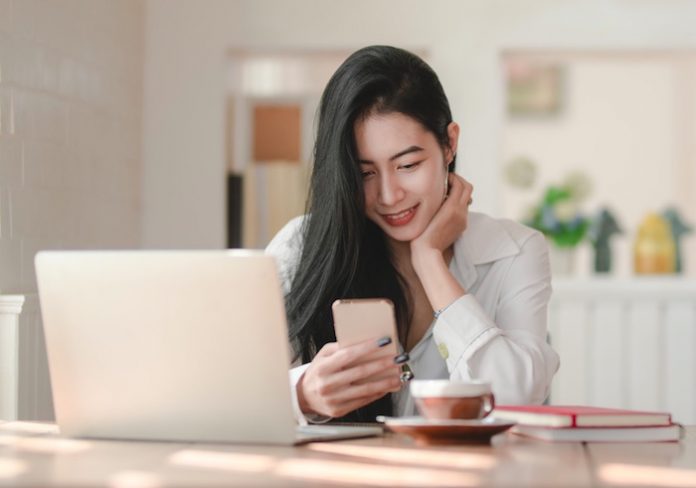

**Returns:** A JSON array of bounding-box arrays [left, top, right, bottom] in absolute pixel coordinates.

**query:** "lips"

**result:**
[[381, 204, 419, 227]]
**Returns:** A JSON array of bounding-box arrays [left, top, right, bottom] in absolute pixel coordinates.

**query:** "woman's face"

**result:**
[[354, 112, 458, 243]]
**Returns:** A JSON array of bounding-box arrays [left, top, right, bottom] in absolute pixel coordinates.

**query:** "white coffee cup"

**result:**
[[410, 380, 495, 420]]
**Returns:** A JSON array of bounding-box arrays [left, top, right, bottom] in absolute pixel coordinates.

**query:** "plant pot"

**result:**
[[548, 244, 576, 277]]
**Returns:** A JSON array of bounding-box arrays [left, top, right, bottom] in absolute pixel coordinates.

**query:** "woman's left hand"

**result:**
[[411, 173, 473, 257]]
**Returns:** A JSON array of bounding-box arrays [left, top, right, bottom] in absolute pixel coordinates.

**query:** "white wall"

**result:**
[[0, 0, 144, 293], [503, 55, 696, 277], [142, 0, 696, 249]]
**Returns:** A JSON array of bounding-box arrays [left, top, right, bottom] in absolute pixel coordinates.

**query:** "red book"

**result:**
[[492, 405, 672, 428]]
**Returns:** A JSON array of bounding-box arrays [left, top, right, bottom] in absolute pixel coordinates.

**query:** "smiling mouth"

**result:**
[[380, 204, 419, 227]]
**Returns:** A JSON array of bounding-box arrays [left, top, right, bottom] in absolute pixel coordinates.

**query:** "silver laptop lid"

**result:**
[[35, 250, 296, 444]]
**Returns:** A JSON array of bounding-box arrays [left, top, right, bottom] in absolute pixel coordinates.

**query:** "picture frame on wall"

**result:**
[[505, 58, 565, 116]]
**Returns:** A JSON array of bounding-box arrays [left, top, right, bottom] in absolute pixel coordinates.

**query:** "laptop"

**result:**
[[35, 250, 382, 445]]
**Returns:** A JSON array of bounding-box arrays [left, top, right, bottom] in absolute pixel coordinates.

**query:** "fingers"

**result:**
[[324, 355, 402, 392], [327, 391, 387, 418], [447, 174, 473, 207], [321, 336, 394, 374], [321, 375, 402, 417], [333, 373, 402, 403], [315, 342, 339, 358], [302, 361, 402, 418], [303, 338, 408, 418]]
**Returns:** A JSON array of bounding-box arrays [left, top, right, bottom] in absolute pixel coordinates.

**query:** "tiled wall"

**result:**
[[0, 0, 143, 420], [0, 0, 144, 294]]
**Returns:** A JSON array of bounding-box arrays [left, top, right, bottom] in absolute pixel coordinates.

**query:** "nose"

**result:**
[[378, 173, 405, 207]]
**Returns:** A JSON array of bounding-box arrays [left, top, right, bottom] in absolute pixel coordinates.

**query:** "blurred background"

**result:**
[[1, 0, 695, 280], [1, 0, 696, 422]]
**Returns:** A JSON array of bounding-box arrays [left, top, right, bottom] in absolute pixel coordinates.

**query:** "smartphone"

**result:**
[[332, 298, 399, 384]]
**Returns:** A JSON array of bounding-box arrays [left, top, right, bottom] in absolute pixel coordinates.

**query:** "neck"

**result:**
[[388, 239, 412, 270], [389, 239, 414, 277], [387, 239, 454, 278]]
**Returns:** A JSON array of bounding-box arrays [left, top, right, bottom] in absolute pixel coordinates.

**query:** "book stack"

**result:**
[[492, 405, 682, 442]]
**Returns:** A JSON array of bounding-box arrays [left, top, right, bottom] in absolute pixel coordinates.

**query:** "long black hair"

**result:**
[[286, 46, 456, 421]]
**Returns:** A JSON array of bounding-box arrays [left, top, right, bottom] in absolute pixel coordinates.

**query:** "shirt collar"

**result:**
[[451, 212, 522, 290]]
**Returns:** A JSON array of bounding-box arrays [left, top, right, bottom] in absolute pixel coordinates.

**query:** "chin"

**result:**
[[377, 222, 425, 243]]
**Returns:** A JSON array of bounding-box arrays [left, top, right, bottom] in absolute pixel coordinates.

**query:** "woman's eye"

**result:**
[[399, 161, 422, 171], [361, 170, 375, 179]]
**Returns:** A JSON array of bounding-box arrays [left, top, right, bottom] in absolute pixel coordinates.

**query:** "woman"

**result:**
[[266, 45, 559, 423]]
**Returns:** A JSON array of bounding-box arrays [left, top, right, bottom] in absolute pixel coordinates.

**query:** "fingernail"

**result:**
[[377, 336, 392, 347], [394, 353, 409, 364]]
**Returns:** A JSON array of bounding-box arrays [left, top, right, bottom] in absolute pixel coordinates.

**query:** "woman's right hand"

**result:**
[[297, 337, 406, 418]]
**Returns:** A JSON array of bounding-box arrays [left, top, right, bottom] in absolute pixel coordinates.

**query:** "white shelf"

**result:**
[[0, 295, 25, 421], [552, 276, 696, 298]]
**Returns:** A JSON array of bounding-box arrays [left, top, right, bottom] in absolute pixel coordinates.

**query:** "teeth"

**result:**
[[386, 207, 413, 219]]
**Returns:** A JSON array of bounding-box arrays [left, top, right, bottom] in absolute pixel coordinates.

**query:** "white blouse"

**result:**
[[265, 212, 560, 423]]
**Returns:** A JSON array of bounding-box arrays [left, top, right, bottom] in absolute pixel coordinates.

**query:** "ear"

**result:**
[[445, 122, 460, 164]]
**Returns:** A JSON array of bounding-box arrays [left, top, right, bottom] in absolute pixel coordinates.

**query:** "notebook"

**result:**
[[511, 424, 682, 443], [35, 250, 382, 445]]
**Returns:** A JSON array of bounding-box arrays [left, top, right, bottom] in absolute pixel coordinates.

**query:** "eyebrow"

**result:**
[[358, 145, 424, 164]]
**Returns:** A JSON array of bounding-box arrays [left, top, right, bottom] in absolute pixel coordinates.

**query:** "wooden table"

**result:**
[[0, 422, 693, 487]]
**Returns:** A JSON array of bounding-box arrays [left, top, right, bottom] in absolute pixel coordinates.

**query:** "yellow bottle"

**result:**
[[634, 213, 676, 274]]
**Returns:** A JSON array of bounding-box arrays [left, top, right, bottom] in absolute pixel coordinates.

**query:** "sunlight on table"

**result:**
[[274, 458, 480, 487], [599, 464, 696, 487], [0, 457, 27, 479], [108, 470, 163, 488], [306, 442, 497, 469], [0, 435, 91, 454], [168, 447, 481, 486], [0, 422, 59, 435], [169, 449, 276, 472]]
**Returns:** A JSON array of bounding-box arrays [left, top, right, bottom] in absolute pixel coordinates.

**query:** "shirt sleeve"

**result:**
[[289, 364, 311, 426], [432, 232, 560, 404], [289, 363, 334, 425], [265, 216, 305, 295]]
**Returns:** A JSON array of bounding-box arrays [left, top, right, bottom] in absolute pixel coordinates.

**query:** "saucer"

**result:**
[[376, 416, 516, 445]]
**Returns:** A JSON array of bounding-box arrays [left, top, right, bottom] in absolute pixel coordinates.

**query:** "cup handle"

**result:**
[[482, 393, 495, 418]]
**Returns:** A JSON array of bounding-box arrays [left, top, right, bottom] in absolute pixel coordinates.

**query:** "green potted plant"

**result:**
[[505, 158, 591, 275]]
